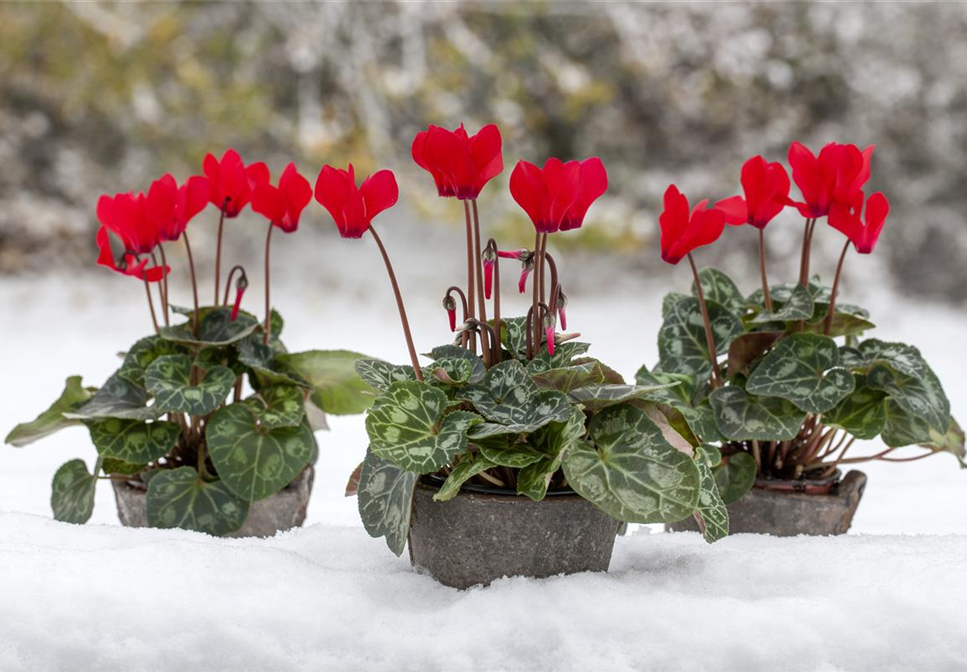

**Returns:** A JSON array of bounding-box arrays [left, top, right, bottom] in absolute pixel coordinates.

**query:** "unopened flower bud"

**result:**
[[443, 295, 457, 332]]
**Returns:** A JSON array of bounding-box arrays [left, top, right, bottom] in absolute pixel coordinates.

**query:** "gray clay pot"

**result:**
[[666, 469, 867, 536], [112, 465, 315, 538], [408, 479, 621, 589]]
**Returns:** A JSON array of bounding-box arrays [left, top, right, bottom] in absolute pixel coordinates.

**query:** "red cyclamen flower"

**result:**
[[715, 156, 790, 229], [146, 174, 210, 242], [828, 191, 889, 254], [252, 163, 313, 233], [411, 124, 503, 200], [509, 157, 607, 234], [203, 149, 271, 217], [658, 185, 727, 265], [787, 141, 874, 218], [314, 164, 399, 239], [95, 227, 167, 282]]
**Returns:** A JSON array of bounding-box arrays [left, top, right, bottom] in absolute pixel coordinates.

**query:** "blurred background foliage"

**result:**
[[1, 1, 966, 302]]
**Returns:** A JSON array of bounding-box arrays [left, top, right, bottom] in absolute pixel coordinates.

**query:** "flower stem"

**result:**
[[214, 206, 226, 305], [798, 217, 815, 286], [183, 233, 200, 336], [369, 225, 423, 381], [263, 223, 274, 345], [530, 232, 542, 358], [158, 244, 172, 326], [758, 228, 772, 312], [824, 241, 850, 336], [491, 242, 502, 365], [463, 201, 476, 354], [446, 286, 469, 327], [471, 199, 487, 328], [687, 252, 722, 388], [143, 279, 159, 334]]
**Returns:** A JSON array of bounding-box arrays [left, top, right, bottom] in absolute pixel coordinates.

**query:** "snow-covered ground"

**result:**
[[1, 220, 966, 670]]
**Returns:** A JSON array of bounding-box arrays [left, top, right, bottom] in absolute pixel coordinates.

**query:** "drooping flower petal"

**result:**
[[314, 164, 398, 239]]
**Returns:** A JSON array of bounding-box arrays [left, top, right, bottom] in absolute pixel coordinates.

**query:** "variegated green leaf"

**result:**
[[693, 445, 729, 543], [563, 403, 701, 523], [662, 292, 689, 320], [568, 383, 680, 413], [531, 360, 611, 393], [145, 466, 249, 535], [354, 359, 418, 392], [102, 457, 146, 475], [6, 376, 94, 447], [459, 360, 571, 433], [87, 418, 181, 464], [236, 337, 308, 389], [802, 312, 875, 338], [425, 358, 473, 385], [243, 385, 306, 429], [692, 267, 745, 314], [746, 333, 855, 413], [527, 342, 592, 372], [825, 374, 887, 440], [841, 339, 926, 377], [882, 400, 934, 447], [277, 349, 374, 415], [498, 316, 530, 359], [517, 453, 564, 501], [750, 283, 814, 323], [747, 281, 830, 306], [118, 336, 189, 387], [146, 354, 236, 416], [868, 361, 950, 434], [64, 372, 163, 422], [478, 440, 545, 468], [357, 450, 418, 556], [922, 418, 965, 467], [433, 455, 498, 502], [159, 306, 259, 346], [427, 345, 486, 383], [366, 381, 479, 473], [659, 297, 742, 378], [206, 404, 315, 501], [713, 451, 757, 505], [51, 458, 99, 524], [710, 387, 807, 441]]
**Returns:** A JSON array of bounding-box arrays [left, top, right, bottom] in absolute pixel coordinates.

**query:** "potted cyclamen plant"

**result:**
[[325, 123, 729, 589], [6, 149, 376, 537], [642, 142, 964, 536]]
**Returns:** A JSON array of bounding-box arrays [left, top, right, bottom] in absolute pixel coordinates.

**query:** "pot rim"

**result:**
[[420, 473, 580, 499], [753, 468, 843, 495]]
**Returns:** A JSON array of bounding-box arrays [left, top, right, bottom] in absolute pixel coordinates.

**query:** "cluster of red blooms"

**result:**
[[658, 141, 889, 265]]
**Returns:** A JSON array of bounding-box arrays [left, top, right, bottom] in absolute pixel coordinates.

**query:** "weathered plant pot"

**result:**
[[112, 465, 315, 538], [408, 478, 621, 589], [666, 469, 867, 536]]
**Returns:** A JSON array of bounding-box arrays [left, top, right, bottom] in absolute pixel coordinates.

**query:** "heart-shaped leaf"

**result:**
[[206, 404, 315, 501], [159, 306, 259, 346], [563, 403, 701, 523], [750, 283, 814, 323], [746, 333, 855, 413], [51, 458, 98, 524], [477, 439, 546, 468], [868, 361, 950, 435], [146, 354, 236, 416], [713, 451, 757, 505], [87, 419, 182, 464], [427, 345, 486, 383], [354, 359, 418, 392], [277, 350, 375, 415], [662, 292, 690, 320], [824, 374, 887, 440], [433, 455, 498, 502], [710, 387, 807, 441], [117, 336, 189, 387], [527, 342, 592, 372], [145, 466, 249, 535], [692, 267, 746, 315], [693, 445, 729, 543], [235, 337, 308, 389], [568, 383, 681, 413], [459, 360, 571, 434], [498, 316, 530, 359], [802, 312, 875, 338], [727, 331, 783, 379], [747, 281, 830, 307], [65, 372, 163, 422], [6, 376, 94, 447], [102, 457, 146, 475], [425, 358, 474, 386], [659, 297, 743, 378], [366, 381, 479, 473], [357, 450, 418, 557], [882, 400, 934, 447], [531, 360, 611, 393], [517, 453, 564, 501], [841, 339, 926, 377], [243, 385, 306, 429]]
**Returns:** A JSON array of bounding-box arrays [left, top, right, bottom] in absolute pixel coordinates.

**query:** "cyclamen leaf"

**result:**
[[692, 445, 729, 544], [145, 466, 249, 536], [427, 345, 485, 383], [824, 375, 887, 440], [921, 418, 965, 467], [366, 381, 479, 474], [206, 404, 315, 501], [51, 458, 98, 524], [237, 338, 309, 389], [726, 331, 783, 380], [117, 336, 189, 387], [87, 419, 182, 464], [531, 360, 611, 393], [425, 358, 473, 385], [802, 312, 875, 338], [713, 451, 757, 505], [842, 339, 926, 377], [146, 354, 236, 416], [747, 281, 830, 307], [65, 372, 163, 422], [750, 283, 814, 323], [277, 349, 375, 415], [102, 457, 146, 476], [478, 441, 546, 468], [569, 383, 682, 413], [882, 400, 934, 448], [868, 361, 950, 434], [243, 385, 306, 429], [357, 450, 418, 556], [563, 403, 701, 524], [498, 317, 530, 359], [354, 359, 418, 392], [459, 360, 571, 431], [433, 456, 498, 502], [5, 376, 94, 447], [159, 306, 259, 346], [746, 333, 855, 414], [659, 297, 742, 378], [691, 267, 746, 315], [661, 292, 689, 320], [527, 342, 592, 372], [710, 387, 807, 442], [517, 452, 564, 502]]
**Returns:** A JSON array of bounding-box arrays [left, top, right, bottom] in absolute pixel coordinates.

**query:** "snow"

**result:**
[[2, 512, 966, 672], [1, 223, 966, 670]]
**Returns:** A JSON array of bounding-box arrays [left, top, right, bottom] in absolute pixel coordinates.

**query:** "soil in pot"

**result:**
[[408, 478, 621, 589], [666, 469, 867, 536], [112, 464, 315, 538]]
